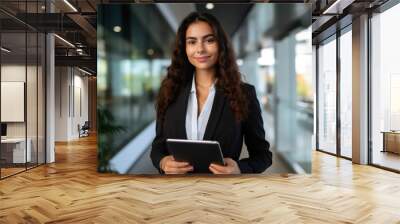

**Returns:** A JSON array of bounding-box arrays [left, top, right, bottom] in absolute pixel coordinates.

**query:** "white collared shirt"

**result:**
[[185, 75, 216, 140]]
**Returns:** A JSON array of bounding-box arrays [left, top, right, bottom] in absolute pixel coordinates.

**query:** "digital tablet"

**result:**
[[166, 139, 225, 173]]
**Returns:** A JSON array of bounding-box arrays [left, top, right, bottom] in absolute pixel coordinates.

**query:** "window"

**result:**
[[339, 28, 352, 158], [317, 36, 337, 154], [371, 3, 400, 171]]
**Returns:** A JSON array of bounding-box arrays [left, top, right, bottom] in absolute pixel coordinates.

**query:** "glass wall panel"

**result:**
[[317, 36, 337, 154], [37, 32, 45, 165], [1, 30, 28, 177], [27, 30, 38, 169], [371, 3, 400, 171], [26, 0, 40, 168], [0, 1, 46, 179], [339, 28, 352, 158], [37, 0, 46, 166]]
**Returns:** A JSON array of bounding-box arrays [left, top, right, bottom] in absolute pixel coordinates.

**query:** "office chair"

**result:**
[[79, 121, 90, 138]]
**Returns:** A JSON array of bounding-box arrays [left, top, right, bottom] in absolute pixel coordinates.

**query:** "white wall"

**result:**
[[55, 67, 69, 141], [1, 66, 26, 128], [55, 67, 89, 141]]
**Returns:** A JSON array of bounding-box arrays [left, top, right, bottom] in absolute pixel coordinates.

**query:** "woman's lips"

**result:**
[[194, 56, 210, 63]]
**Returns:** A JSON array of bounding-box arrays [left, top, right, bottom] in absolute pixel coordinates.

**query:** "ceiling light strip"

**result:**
[[63, 0, 78, 12], [78, 67, 92, 76], [1, 47, 11, 53], [54, 34, 75, 48], [324, 0, 356, 15]]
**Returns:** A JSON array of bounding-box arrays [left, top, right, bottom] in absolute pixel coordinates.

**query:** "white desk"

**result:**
[[1, 138, 31, 163]]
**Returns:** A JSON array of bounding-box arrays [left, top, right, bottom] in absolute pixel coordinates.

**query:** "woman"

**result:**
[[150, 12, 272, 174]]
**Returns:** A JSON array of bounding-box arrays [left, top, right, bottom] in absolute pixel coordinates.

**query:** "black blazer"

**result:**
[[150, 81, 272, 174]]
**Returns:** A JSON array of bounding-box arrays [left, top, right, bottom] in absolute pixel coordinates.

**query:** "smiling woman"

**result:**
[[185, 21, 219, 71], [150, 12, 273, 174]]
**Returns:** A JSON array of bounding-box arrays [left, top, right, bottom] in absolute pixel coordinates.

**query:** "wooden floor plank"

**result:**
[[0, 135, 400, 223]]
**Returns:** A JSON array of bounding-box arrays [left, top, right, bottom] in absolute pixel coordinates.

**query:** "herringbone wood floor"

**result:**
[[1, 135, 400, 223]]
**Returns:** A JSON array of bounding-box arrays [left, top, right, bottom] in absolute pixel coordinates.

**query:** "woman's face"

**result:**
[[185, 21, 219, 71]]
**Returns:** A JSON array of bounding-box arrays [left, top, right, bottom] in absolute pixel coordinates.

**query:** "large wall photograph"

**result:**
[[97, 3, 313, 175]]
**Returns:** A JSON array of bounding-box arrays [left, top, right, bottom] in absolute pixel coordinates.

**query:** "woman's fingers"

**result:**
[[163, 157, 239, 174], [168, 161, 190, 168], [164, 165, 193, 174], [164, 160, 193, 174], [209, 165, 224, 174], [209, 163, 230, 174]]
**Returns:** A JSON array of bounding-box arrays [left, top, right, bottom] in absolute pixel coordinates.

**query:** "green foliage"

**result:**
[[97, 105, 126, 173]]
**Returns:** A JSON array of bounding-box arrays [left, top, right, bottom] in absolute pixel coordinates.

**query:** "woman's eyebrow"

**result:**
[[186, 34, 215, 40]]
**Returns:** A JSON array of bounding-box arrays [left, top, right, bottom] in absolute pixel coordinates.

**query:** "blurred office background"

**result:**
[[97, 3, 313, 174]]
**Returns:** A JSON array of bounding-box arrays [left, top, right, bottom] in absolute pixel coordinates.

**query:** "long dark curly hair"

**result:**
[[156, 12, 248, 122]]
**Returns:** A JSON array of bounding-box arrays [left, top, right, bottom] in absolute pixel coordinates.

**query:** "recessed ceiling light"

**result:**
[[206, 3, 214, 10], [113, 26, 122, 33]]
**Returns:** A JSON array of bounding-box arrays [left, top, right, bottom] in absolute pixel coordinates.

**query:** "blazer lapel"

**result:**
[[175, 83, 191, 139], [203, 88, 226, 140]]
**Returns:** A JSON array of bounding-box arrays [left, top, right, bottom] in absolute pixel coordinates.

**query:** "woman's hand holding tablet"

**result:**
[[165, 139, 226, 173], [160, 155, 194, 174], [209, 158, 241, 174]]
